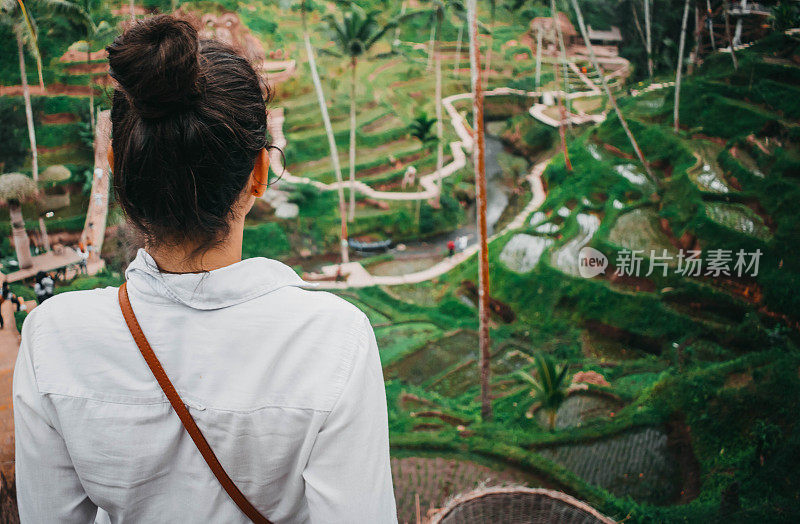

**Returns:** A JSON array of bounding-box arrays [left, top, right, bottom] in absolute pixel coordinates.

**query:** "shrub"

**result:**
[[242, 222, 290, 259]]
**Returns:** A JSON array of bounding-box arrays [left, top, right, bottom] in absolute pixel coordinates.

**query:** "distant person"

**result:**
[[13, 15, 394, 524], [2, 281, 25, 313], [75, 244, 89, 275], [447, 239, 456, 256], [0, 282, 5, 329], [33, 271, 54, 303]]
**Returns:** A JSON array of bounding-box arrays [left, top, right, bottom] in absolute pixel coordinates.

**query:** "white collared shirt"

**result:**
[[13, 249, 396, 523]]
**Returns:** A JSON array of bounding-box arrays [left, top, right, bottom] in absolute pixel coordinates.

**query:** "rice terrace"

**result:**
[[1, 0, 799, 521]]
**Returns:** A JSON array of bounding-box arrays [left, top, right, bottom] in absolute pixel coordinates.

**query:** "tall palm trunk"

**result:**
[[707, 0, 716, 50], [688, 7, 704, 75], [551, 0, 571, 170], [722, 0, 738, 70], [348, 58, 357, 222], [393, 0, 406, 50], [570, 0, 657, 186], [454, 23, 463, 75], [88, 48, 95, 132], [631, 1, 647, 51], [674, 0, 691, 132], [426, 21, 436, 71], [552, 48, 572, 170], [9, 202, 32, 269], [434, 10, 444, 206], [302, 6, 348, 263], [17, 33, 38, 183], [129, 0, 135, 21], [483, 31, 493, 85], [38, 216, 50, 252], [467, 0, 492, 422], [733, 0, 746, 46], [552, 0, 572, 122], [534, 26, 543, 90], [644, 0, 653, 79]]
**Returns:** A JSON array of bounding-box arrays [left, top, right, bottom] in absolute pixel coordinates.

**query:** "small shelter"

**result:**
[[587, 25, 622, 45], [530, 12, 580, 50]]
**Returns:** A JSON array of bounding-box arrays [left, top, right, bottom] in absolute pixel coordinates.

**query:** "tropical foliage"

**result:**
[[517, 352, 570, 431]]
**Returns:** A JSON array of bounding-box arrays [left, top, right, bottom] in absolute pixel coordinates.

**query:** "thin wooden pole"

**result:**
[[468, 0, 492, 422]]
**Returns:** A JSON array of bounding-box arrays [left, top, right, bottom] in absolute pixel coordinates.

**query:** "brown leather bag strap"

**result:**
[[118, 283, 271, 524]]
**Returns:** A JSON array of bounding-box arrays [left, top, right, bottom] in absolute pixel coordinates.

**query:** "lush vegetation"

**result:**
[[3, 0, 799, 522]]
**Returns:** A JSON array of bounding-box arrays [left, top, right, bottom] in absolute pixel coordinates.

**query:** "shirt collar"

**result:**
[[125, 249, 309, 310]]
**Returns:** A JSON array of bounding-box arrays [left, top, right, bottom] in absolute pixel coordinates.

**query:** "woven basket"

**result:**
[[428, 487, 615, 524]]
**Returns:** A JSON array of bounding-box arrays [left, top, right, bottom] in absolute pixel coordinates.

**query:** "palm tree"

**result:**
[[301, 0, 349, 263], [408, 113, 437, 145], [467, 0, 492, 422], [0, 173, 37, 269], [324, 6, 410, 222], [453, 15, 464, 75], [674, 0, 692, 132], [129, 0, 135, 21], [630, 0, 647, 57], [569, 0, 658, 187], [482, 0, 497, 82], [534, 24, 543, 90], [517, 352, 569, 431], [2, 0, 91, 183], [688, 5, 704, 75]]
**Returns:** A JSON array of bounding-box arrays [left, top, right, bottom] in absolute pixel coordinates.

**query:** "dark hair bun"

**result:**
[[107, 15, 201, 119]]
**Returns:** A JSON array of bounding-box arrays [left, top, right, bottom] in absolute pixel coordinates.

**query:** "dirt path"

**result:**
[[0, 298, 36, 476]]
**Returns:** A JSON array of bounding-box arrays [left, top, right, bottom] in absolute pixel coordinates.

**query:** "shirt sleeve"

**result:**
[[302, 314, 397, 523], [13, 311, 98, 523]]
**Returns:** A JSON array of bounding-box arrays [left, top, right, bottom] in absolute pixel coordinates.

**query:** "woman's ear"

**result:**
[[107, 146, 114, 171], [250, 148, 270, 197]]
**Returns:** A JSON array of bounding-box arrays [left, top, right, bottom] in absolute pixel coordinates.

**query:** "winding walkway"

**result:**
[[267, 88, 536, 202], [268, 56, 622, 288], [307, 153, 549, 289], [269, 54, 628, 288]]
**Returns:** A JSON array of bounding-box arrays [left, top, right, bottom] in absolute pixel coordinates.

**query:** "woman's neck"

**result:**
[[146, 225, 244, 274]]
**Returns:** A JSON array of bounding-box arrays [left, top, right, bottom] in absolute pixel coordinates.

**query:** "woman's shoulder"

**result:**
[[22, 286, 124, 356], [266, 285, 370, 331], [30, 286, 120, 322]]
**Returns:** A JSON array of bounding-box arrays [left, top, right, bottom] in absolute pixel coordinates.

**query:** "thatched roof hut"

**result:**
[[530, 12, 579, 45]]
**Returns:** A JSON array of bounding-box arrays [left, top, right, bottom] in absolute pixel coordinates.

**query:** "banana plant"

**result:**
[[517, 352, 569, 431]]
